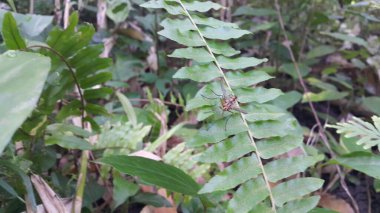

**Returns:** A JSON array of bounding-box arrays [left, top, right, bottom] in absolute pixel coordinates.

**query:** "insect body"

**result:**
[[201, 87, 246, 130]]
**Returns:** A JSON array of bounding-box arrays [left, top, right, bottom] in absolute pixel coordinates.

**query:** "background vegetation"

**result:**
[[0, 0, 380, 212]]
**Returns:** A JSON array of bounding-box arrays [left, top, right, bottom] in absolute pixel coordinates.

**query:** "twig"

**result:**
[[274, 1, 359, 212], [54, 0, 62, 26], [29, 0, 34, 14], [97, 0, 107, 30], [63, 0, 71, 29]]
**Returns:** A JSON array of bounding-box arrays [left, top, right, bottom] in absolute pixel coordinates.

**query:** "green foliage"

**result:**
[[163, 143, 210, 179], [329, 116, 380, 150], [330, 152, 380, 179], [98, 155, 200, 195], [0, 9, 53, 38], [142, 0, 323, 212], [2, 12, 26, 49], [0, 50, 50, 154]]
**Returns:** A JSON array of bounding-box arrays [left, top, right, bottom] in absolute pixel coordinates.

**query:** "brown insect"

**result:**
[[201, 87, 246, 130]]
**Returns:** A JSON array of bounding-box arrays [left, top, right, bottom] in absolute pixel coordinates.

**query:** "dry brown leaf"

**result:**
[[30, 174, 72, 213], [318, 193, 354, 213]]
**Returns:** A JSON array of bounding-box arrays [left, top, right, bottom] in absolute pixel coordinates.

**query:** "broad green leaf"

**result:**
[[106, 0, 130, 24], [158, 28, 203, 47], [244, 112, 286, 122], [182, 1, 223, 12], [46, 123, 94, 138], [272, 177, 324, 207], [208, 41, 240, 56], [307, 77, 337, 91], [193, 15, 238, 28], [257, 135, 304, 159], [56, 100, 82, 121], [141, 0, 222, 15], [0, 160, 37, 211], [251, 22, 276, 33], [0, 9, 53, 38], [2, 12, 26, 50], [235, 87, 283, 104], [0, 51, 50, 154], [278, 196, 320, 213], [199, 155, 261, 194], [161, 18, 194, 32], [242, 103, 286, 122], [173, 63, 223, 82], [112, 173, 139, 210], [306, 45, 336, 59], [270, 91, 302, 109], [218, 56, 268, 70], [197, 132, 255, 163], [45, 135, 93, 150], [116, 91, 137, 127], [98, 155, 200, 195], [141, 0, 183, 15], [233, 6, 276, 16], [84, 87, 113, 100], [249, 117, 302, 139], [249, 204, 273, 213], [227, 177, 269, 213], [321, 32, 368, 47], [302, 90, 349, 103], [331, 152, 380, 179], [197, 115, 247, 144], [79, 72, 112, 89], [168, 47, 213, 63], [265, 155, 324, 182], [201, 26, 250, 40], [85, 103, 109, 116], [362, 96, 380, 115], [226, 71, 273, 88], [280, 63, 311, 79]]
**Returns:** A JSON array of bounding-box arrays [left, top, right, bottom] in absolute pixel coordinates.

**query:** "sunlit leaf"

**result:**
[[197, 132, 255, 163], [272, 178, 324, 207], [218, 56, 268, 70], [330, 152, 380, 179], [226, 71, 273, 88], [173, 63, 223, 82], [199, 155, 261, 194], [265, 155, 324, 182], [169, 47, 213, 63], [235, 87, 283, 104], [0, 51, 50, 154], [227, 177, 269, 213]]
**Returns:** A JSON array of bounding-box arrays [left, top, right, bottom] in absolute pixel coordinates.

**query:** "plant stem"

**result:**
[[177, 1, 277, 211]]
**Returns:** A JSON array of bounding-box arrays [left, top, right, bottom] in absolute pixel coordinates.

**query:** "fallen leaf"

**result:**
[[318, 193, 354, 213]]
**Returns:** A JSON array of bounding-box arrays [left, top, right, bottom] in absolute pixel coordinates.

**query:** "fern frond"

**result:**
[[329, 116, 380, 150], [142, 1, 323, 212]]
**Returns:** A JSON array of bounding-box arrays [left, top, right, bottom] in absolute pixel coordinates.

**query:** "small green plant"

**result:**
[[329, 116, 380, 150], [142, 0, 324, 212]]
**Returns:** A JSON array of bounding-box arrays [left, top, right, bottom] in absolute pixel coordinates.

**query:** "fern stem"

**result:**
[[177, 1, 277, 211]]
